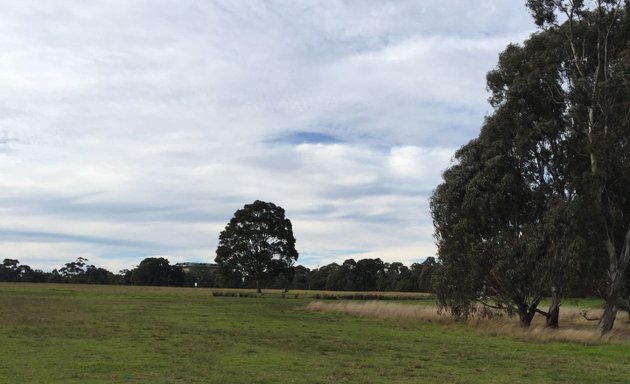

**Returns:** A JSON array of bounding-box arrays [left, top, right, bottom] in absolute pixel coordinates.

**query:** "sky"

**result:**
[[0, 1, 536, 272]]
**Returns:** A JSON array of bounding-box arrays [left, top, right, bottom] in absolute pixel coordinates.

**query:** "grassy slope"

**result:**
[[0, 283, 628, 384]]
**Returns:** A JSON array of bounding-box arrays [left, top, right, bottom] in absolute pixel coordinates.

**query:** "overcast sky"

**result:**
[[0, 1, 536, 272]]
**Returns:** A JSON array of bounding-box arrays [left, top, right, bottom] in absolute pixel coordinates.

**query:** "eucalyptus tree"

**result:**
[[382, 262, 413, 292], [215, 200, 298, 293], [431, 139, 487, 320], [485, 29, 585, 328], [0, 259, 21, 282], [432, 117, 555, 326], [526, 0, 630, 333], [432, 22, 582, 327], [432, 1, 630, 332]]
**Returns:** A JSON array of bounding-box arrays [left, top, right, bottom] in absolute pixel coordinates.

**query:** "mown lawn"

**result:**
[[0, 283, 628, 383]]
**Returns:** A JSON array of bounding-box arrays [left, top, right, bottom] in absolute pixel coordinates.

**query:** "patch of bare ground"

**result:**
[[305, 301, 630, 344]]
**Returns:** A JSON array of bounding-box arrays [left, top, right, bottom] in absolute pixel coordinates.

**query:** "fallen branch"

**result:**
[[580, 310, 600, 322]]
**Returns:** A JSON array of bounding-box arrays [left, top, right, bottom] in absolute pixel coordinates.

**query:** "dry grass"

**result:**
[[306, 300, 450, 323], [305, 301, 630, 344], [471, 308, 630, 344]]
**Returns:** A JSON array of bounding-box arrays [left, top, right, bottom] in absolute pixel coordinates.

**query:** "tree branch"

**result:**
[[580, 310, 601, 321], [535, 308, 550, 318]]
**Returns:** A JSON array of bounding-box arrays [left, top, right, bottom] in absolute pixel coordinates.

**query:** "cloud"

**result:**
[[0, 1, 536, 271], [314, 244, 438, 268]]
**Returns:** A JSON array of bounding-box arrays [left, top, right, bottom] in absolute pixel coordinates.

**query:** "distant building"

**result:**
[[175, 262, 218, 273]]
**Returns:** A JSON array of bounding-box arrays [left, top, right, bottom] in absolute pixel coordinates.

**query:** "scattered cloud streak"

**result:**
[[0, 1, 535, 271]]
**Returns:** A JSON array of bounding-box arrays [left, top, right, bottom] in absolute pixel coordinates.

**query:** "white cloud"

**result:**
[[0, 1, 535, 271], [316, 244, 438, 267]]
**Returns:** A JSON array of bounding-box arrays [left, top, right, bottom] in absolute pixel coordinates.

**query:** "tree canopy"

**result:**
[[130, 257, 184, 287], [432, 1, 630, 333], [215, 200, 298, 293]]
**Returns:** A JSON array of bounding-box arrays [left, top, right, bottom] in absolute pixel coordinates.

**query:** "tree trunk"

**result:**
[[516, 301, 533, 327], [515, 295, 543, 327], [599, 296, 618, 333], [599, 229, 630, 334], [256, 279, 262, 294], [546, 286, 560, 328], [599, 273, 621, 333], [621, 298, 630, 324], [518, 309, 533, 327]]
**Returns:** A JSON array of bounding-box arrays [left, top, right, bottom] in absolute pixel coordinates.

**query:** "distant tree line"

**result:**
[[0, 256, 437, 293], [214, 257, 438, 292], [211, 201, 439, 292], [0, 257, 187, 286], [290, 258, 437, 292]]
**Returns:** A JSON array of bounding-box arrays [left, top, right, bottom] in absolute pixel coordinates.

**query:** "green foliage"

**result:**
[[303, 258, 436, 293], [130, 257, 184, 286], [431, 1, 630, 331], [215, 200, 298, 292], [0, 255, 434, 293], [182, 265, 218, 288], [522, 0, 630, 334], [0, 259, 75, 284], [59, 257, 88, 279], [0, 259, 21, 282]]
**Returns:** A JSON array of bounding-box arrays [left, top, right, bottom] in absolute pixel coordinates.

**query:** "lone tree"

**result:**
[[215, 200, 298, 293]]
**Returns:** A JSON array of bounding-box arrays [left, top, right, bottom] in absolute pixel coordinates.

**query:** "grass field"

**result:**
[[1, 283, 630, 383]]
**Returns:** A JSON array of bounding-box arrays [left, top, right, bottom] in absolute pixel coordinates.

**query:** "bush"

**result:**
[[211, 290, 258, 298], [312, 292, 434, 301]]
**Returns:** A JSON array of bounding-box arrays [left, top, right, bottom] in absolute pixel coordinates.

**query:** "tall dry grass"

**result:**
[[306, 300, 450, 323], [305, 301, 630, 344]]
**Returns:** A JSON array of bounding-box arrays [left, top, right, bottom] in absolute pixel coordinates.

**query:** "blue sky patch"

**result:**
[[270, 131, 342, 145]]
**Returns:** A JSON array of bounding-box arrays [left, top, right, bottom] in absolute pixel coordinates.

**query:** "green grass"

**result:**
[[0, 283, 628, 383]]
